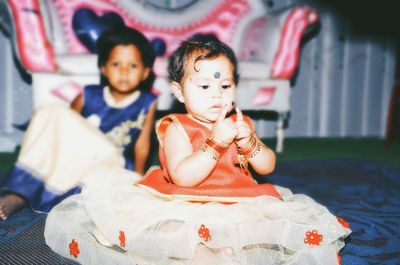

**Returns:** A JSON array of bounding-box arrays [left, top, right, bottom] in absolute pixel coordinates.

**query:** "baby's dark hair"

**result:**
[[168, 39, 239, 85], [96, 26, 156, 91]]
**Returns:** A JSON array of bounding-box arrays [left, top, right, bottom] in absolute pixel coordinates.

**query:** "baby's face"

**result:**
[[180, 55, 236, 123]]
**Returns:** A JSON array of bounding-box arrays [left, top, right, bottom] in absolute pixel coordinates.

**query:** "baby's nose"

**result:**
[[211, 87, 222, 98]]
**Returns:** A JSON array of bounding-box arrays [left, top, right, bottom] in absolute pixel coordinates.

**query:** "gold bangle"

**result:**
[[200, 143, 221, 161], [237, 136, 255, 151], [245, 141, 262, 159], [209, 136, 230, 149], [205, 137, 229, 154], [237, 135, 257, 155]]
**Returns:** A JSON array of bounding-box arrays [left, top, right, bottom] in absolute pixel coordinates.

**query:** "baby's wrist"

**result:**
[[235, 135, 254, 150], [200, 136, 230, 161], [236, 134, 261, 159], [209, 136, 230, 148]]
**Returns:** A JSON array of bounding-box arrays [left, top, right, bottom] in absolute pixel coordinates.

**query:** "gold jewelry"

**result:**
[[200, 142, 225, 161], [208, 136, 230, 149], [236, 135, 262, 169], [237, 154, 248, 171], [245, 141, 262, 159], [199, 136, 230, 161], [237, 135, 257, 155]]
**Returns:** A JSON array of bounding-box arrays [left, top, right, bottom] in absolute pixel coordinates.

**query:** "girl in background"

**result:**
[[45, 40, 350, 265], [0, 27, 157, 220], [71, 26, 157, 173]]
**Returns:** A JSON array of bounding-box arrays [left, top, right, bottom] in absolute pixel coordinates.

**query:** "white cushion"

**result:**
[[32, 72, 99, 108], [55, 54, 99, 74], [238, 61, 271, 79]]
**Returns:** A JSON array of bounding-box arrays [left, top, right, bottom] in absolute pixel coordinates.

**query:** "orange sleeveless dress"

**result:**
[[137, 114, 280, 201]]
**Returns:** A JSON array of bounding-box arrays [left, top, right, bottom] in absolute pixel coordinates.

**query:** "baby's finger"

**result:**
[[217, 104, 230, 122], [235, 107, 243, 122], [237, 124, 251, 139]]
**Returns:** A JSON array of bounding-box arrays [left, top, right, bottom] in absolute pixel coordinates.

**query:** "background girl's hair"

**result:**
[[96, 26, 156, 91], [167, 39, 239, 85]]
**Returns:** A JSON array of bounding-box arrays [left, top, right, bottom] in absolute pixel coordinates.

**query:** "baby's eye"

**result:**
[[130, 64, 137, 68], [199, 85, 209, 89], [222, 85, 232, 89], [112, 62, 119, 67]]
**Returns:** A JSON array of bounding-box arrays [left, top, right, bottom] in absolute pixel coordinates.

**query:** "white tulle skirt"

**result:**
[[45, 167, 350, 265]]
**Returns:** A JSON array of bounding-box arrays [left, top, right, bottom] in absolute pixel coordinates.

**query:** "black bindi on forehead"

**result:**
[[213, 72, 221, 79]]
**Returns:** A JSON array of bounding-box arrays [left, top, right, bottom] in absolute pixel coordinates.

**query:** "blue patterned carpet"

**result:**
[[262, 159, 400, 265], [1, 159, 399, 264]]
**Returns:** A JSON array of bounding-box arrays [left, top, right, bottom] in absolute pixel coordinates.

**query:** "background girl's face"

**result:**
[[179, 55, 236, 123], [101, 44, 150, 98]]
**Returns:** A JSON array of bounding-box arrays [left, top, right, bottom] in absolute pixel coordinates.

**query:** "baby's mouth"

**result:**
[[209, 105, 222, 112]]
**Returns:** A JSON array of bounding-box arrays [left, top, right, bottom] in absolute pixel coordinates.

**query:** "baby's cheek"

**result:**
[[222, 96, 234, 107]]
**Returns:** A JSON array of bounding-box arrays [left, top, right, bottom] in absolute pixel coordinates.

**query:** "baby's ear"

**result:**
[[171, 82, 184, 103]]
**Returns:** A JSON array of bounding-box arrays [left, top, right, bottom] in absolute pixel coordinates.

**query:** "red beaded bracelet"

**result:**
[[205, 137, 229, 154], [200, 136, 230, 161], [237, 135, 257, 156]]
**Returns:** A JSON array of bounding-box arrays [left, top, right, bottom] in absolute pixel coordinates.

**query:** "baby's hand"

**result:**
[[234, 108, 252, 147], [211, 104, 237, 144]]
